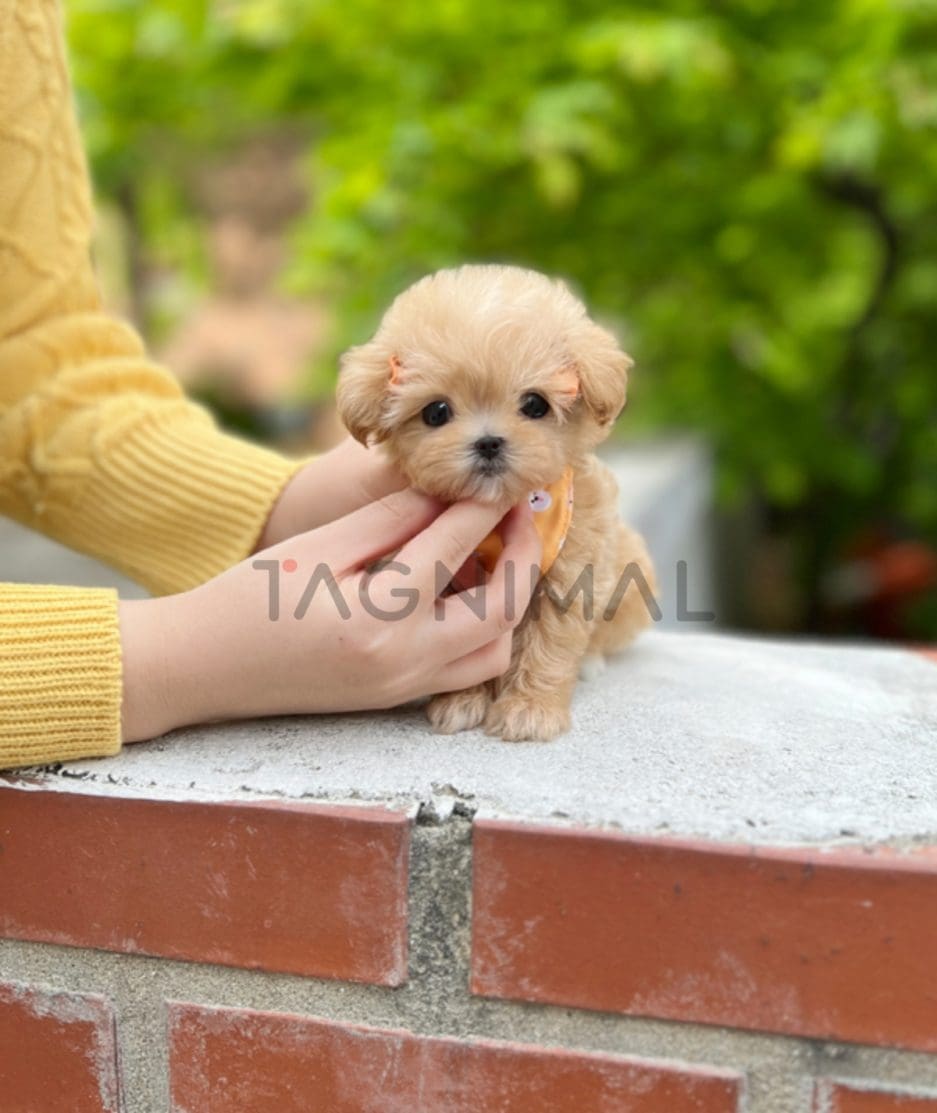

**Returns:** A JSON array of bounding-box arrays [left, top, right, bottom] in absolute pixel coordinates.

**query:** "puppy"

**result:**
[[337, 264, 656, 741]]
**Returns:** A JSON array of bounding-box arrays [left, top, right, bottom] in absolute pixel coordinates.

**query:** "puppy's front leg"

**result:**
[[484, 586, 591, 742]]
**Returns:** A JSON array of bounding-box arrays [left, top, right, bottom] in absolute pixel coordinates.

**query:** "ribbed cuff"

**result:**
[[66, 406, 307, 597], [0, 584, 122, 769]]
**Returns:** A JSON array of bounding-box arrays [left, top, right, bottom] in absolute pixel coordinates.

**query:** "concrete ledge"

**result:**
[[3, 630, 937, 1112], [17, 629, 937, 845]]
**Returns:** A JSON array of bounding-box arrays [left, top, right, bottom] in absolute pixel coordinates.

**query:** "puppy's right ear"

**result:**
[[336, 340, 394, 445]]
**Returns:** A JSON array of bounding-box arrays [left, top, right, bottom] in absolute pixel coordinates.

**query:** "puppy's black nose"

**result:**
[[473, 435, 506, 460]]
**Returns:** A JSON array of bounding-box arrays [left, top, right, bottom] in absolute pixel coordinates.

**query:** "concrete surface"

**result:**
[[22, 629, 937, 848]]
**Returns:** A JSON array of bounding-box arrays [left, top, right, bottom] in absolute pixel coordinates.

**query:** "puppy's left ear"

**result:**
[[336, 340, 394, 445], [570, 320, 633, 428]]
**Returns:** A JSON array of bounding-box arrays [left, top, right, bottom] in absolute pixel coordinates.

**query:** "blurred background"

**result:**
[[46, 0, 937, 640]]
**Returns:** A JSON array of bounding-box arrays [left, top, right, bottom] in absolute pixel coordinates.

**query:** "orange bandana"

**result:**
[[474, 467, 575, 576]]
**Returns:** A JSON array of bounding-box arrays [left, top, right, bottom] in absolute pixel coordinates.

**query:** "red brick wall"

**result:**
[[472, 820, 937, 1051], [0, 982, 118, 1113], [3, 783, 937, 1110], [169, 1004, 743, 1112]]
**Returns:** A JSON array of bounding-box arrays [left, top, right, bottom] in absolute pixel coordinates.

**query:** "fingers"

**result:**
[[391, 498, 509, 599], [433, 503, 542, 655], [449, 553, 485, 593], [313, 488, 445, 572], [488, 502, 542, 607], [431, 631, 514, 694]]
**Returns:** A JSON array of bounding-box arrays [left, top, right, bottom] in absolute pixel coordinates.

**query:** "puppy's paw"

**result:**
[[484, 696, 570, 742], [426, 687, 491, 734]]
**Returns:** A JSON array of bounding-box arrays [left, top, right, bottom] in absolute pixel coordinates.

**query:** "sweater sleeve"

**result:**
[[0, 0, 305, 598], [0, 2, 309, 769], [0, 584, 122, 769]]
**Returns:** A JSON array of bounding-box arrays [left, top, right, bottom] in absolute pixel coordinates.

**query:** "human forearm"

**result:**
[[118, 585, 288, 743]]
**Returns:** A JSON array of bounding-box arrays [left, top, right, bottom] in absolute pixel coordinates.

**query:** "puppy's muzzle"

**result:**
[[472, 435, 508, 475], [474, 435, 505, 460]]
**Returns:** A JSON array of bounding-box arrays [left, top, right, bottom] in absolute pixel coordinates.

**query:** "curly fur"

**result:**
[[337, 264, 657, 741]]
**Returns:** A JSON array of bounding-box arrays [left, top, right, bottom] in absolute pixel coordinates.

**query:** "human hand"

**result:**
[[119, 490, 541, 742], [256, 436, 407, 549]]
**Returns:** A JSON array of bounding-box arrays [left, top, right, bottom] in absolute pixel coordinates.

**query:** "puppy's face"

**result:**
[[337, 265, 632, 505]]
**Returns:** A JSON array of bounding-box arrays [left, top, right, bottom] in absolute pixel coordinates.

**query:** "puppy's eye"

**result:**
[[422, 400, 452, 427], [520, 392, 550, 419]]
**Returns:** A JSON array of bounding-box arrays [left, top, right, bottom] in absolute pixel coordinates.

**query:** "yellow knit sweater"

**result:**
[[0, 2, 303, 768]]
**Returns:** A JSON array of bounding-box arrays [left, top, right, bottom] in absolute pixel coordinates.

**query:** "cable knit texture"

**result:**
[[0, 0, 304, 768]]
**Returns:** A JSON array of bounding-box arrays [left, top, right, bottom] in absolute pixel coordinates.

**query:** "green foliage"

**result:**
[[68, 0, 937, 623]]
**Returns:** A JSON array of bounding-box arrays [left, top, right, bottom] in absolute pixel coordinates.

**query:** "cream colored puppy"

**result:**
[[337, 264, 656, 741]]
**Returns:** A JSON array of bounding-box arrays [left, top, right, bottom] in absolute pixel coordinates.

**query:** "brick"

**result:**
[[0, 981, 118, 1112], [816, 1080, 937, 1112], [472, 820, 937, 1052], [0, 785, 409, 984], [168, 1002, 743, 1113]]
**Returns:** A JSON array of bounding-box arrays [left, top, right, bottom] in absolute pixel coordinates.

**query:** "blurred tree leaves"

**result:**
[[67, 0, 937, 622]]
